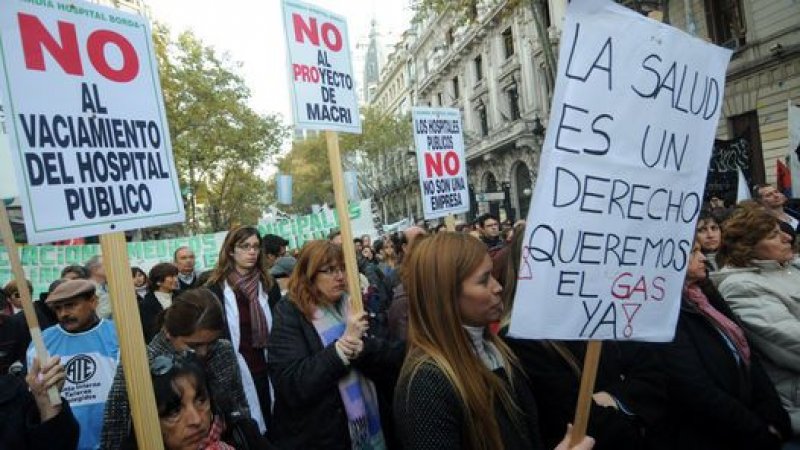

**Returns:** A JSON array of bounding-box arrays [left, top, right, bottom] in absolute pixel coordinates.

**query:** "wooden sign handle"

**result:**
[[0, 202, 60, 405], [100, 232, 164, 450], [444, 214, 456, 232], [325, 130, 364, 313], [570, 340, 602, 446]]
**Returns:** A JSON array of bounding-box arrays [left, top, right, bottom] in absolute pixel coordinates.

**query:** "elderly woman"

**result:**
[[394, 232, 592, 450], [714, 206, 800, 439], [101, 289, 250, 449], [268, 240, 404, 449], [661, 242, 790, 449]]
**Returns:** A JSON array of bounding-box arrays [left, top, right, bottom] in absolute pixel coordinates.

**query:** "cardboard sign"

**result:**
[[282, 0, 361, 134], [509, 0, 732, 342], [0, 0, 184, 243], [412, 107, 470, 220]]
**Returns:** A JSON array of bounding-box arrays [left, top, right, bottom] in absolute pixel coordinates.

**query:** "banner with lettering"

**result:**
[[509, 0, 732, 341], [0, 0, 184, 243]]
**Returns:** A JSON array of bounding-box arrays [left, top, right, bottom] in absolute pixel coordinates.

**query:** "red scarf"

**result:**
[[199, 416, 233, 450], [229, 269, 269, 348], [684, 284, 751, 366]]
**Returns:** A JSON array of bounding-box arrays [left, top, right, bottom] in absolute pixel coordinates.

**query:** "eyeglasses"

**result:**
[[317, 266, 346, 277], [235, 243, 260, 252]]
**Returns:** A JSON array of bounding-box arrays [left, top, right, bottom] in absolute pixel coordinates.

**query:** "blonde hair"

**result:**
[[400, 232, 522, 450]]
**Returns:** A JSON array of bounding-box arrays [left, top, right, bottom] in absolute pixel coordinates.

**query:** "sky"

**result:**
[[146, 0, 415, 126]]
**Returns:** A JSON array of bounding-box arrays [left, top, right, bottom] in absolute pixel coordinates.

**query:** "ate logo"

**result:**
[[65, 355, 96, 384]]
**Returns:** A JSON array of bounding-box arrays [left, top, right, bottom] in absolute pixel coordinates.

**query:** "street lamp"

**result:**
[[501, 181, 514, 223]]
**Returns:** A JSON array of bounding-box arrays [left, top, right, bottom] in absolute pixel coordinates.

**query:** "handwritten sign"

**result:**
[[412, 107, 470, 220], [0, 0, 184, 243], [509, 0, 732, 342], [282, 0, 361, 133]]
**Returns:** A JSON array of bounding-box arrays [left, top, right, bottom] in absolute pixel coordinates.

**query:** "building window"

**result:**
[[507, 86, 520, 121], [446, 27, 454, 46], [452, 76, 460, 99], [474, 55, 483, 83], [502, 27, 514, 59], [704, 0, 746, 47], [437, 92, 443, 106], [477, 100, 489, 136]]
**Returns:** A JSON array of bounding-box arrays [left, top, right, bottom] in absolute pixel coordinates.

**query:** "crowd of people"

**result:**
[[0, 182, 798, 450]]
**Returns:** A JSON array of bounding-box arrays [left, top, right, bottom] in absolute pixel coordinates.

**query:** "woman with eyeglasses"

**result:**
[[268, 240, 404, 449], [207, 226, 281, 434], [100, 288, 251, 449]]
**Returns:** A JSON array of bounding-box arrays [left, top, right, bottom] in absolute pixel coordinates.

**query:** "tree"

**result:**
[[153, 24, 288, 233], [270, 135, 335, 214]]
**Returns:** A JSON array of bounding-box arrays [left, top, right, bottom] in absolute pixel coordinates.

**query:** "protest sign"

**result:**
[[509, 0, 732, 342], [277, 174, 293, 205], [258, 199, 377, 250], [0, 1, 184, 244], [282, 0, 361, 133], [790, 101, 800, 197], [412, 107, 470, 220], [0, 103, 19, 201]]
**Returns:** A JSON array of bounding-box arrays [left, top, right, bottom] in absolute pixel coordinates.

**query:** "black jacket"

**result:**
[[267, 298, 404, 449], [659, 282, 791, 449], [504, 339, 668, 450], [138, 291, 164, 344], [0, 375, 79, 450]]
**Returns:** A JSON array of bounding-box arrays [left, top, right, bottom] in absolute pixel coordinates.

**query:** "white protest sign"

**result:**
[[282, 0, 361, 134], [789, 101, 800, 197], [0, 0, 184, 244], [412, 107, 470, 220], [509, 0, 732, 342], [0, 102, 18, 200]]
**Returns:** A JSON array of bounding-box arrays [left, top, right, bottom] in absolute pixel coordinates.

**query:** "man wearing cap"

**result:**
[[27, 279, 119, 450]]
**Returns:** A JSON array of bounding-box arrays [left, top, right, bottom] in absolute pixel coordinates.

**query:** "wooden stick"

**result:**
[[325, 130, 363, 313], [444, 214, 456, 232], [570, 340, 603, 446], [100, 232, 164, 450], [0, 202, 60, 405]]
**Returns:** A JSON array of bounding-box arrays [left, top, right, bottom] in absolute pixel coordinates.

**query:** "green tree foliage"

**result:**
[[339, 106, 412, 159], [153, 24, 288, 232], [271, 135, 334, 214]]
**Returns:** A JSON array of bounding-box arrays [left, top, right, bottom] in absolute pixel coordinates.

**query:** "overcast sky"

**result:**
[[147, 0, 414, 126]]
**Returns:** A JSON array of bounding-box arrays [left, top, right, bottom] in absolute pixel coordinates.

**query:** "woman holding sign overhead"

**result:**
[[394, 232, 593, 450], [207, 226, 281, 434]]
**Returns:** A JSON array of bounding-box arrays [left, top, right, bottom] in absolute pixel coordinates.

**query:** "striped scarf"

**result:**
[[312, 298, 386, 450], [199, 416, 233, 450], [229, 270, 269, 348]]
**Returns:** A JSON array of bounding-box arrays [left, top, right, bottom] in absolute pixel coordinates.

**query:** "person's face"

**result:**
[[168, 329, 220, 361], [382, 245, 395, 258], [232, 235, 260, 272], [362, 236, 371, 247], [174, 249, 196, 274], [354, 241, 363, 253], [50, 296, 98, 332], [685, 245, 708, 284], [482, 219, 500, 238], [696, 219, 721, 252], [8, 291, 22, 308], [458, 255, 503, 327], [758, 186, 786, 208], [62, 271, 81, 281], [133, 271, 147, 288], [330, 234, 342, 245], [159, 274, 179, 293], [314, 261, 347, 303], [159, 376, 212, 450], [753, 225, 794, 264], [361, 247, 374, 260]]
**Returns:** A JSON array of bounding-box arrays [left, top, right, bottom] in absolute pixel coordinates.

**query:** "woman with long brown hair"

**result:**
[[394, 232, 592, 450], [268, 240, 404, 449], [207, 226, 281, 433]]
